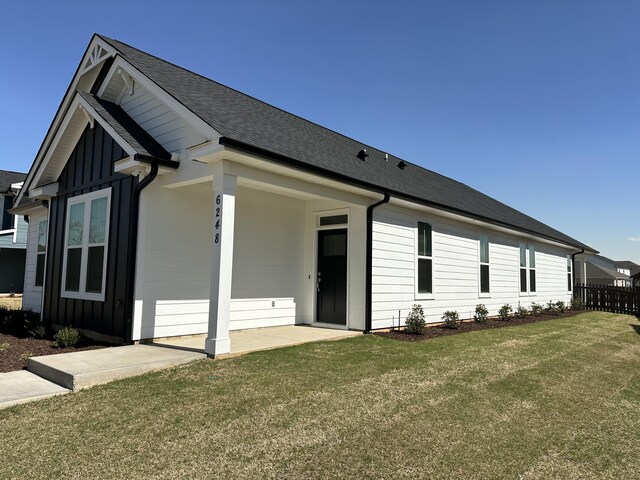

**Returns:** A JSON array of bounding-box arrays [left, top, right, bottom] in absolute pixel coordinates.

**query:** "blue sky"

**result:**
[[1, 1, 638, 262]]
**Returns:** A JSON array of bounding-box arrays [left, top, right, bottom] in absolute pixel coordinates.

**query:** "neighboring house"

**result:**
[[631, 267, 640, 288], [11, 34, 596, 355], [575, 255, 636, 287], [0, 170, 27, 293]]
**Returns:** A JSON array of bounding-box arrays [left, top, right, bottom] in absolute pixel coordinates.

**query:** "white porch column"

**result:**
[[205, 164, 237, 357]]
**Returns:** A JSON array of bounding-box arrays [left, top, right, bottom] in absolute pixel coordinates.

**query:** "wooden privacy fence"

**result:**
[[574, 284, 640, 315]]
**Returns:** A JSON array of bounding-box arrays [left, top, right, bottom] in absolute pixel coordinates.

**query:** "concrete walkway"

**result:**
[[1, 325, 361, 409], [0, 370, 69, 409], [28, 345, 206, 391], [154, 325, 362, 357]]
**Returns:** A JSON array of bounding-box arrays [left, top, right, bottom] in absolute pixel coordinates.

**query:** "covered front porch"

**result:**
[[131, 152, 377, 356], [152, 325, 362, 357]]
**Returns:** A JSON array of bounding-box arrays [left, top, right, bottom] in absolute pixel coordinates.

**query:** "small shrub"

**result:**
[[498, 304, 512, 321], [0, 308, 42, 337], [20, 352, 34, 361], [404, 304, 426, 335], [441, 310, 460, 329], [0, 342, 9, 352], [53, 327, 81, 348], [555, 301, 566, 314], [29, 324, 47, 339], [570, 296, 584, 311], [515, 304, 528, 318], [545, 301, 558, 315], [530, 303, 543, 316], [474, 304, 489, 323]]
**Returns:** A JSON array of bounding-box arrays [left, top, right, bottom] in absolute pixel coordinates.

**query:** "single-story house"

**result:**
[[11, 34, 596, 356], [574, 255, 633, 287], [0, 170, 27, 294]]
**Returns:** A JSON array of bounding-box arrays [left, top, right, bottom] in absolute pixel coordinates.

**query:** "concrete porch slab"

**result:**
[[0, 370, 70, 409], [28, 345, 206, 391], [154, 325, 362, 357]]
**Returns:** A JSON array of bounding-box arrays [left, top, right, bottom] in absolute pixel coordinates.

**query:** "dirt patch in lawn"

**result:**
[[0, 334, 108, 373], [375, 311, 582, 342]]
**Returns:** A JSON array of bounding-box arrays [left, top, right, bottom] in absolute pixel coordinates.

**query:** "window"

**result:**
[[567, 255, 572, 292], [417, 222, 433, 295], [319, 214, 348, 226], [519, 242, 536, 295], [479, 235, 490, 294], [62, 188, 111, 301], [1, 195, 14, 231], [529, 244, 536, 293], [35, 219, 47, 287], [519, 244, 527, 293]]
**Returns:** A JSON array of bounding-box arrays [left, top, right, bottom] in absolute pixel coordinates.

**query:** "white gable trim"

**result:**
[[16, 35, 116, 206], [96, 56, 219, 142], [27, 93, 139, 190]]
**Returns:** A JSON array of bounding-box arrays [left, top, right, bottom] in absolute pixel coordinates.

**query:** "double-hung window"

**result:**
[[479, 235, 490, 295], [567, 255, 572, 292], [62, 188, 111, 301], [519, 242, 536, 294], [417, 222, 433, 296], [35, 219, 48, 287]]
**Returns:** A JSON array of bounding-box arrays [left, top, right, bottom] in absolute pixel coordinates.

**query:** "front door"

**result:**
[[316, 229, 348, 325]]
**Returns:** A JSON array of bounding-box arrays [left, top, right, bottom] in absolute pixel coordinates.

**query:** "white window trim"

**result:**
[[61, 188, 111, 302], [518, 242, 537, 296], [478, 234, 491, 298], [567, 254, 573, 292], [34, 218, 48, 289], [415, 220, 434, 300]]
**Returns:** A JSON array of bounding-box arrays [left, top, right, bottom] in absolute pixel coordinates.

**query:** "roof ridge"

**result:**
[[0, 169, 27, 175], [98, 36, 414, 161], [97, 37, 550, 223]]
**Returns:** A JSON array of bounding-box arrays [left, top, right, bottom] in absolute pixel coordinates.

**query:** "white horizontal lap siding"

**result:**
[[231, 187, 305, 330], [22, 214, 45, 312], [118, 84, 207, 153], [371, 204, 574, 329], [136, 183, 214, 339]]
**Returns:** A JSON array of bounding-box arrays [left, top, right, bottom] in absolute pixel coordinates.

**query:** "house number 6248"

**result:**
[[214, 194, 221, 243]]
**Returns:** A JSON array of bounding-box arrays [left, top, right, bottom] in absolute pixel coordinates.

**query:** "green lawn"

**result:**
[[2, 312, 639, 479]]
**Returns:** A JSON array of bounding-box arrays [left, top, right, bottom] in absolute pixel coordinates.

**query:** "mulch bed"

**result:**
[[0, 334, 108, 373], [375, 311, 582, 342]]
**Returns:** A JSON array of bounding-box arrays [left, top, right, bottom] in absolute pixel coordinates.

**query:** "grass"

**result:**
[[0, 296, 22, 310], [1, 311, 639, 479]]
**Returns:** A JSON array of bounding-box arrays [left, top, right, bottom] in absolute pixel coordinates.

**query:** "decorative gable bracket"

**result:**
[[80, 43, 111, 76], [115, 68, 135, 103]]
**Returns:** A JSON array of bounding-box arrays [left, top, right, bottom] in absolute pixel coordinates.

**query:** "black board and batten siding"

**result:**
[[43, 123, 136, 342]]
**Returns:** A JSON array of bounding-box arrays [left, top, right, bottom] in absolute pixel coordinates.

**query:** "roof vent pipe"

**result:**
[[357, 149, 369, 161], [397, 160, 407, 170]]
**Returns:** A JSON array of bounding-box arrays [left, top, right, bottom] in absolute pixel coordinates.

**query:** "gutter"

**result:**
[[365, 193, 390, 333], [123, 161, 159, 344], [571, 248, 584, 293], [218, 137, 595, 253]]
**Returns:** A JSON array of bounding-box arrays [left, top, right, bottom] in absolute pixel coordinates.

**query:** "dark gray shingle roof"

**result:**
[[78, 91, 171, 161], [98, 35, 594, 251], [0, 170, 26, 194]]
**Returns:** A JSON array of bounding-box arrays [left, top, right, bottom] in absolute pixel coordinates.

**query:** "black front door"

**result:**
[[316, 229, 347, 325]]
